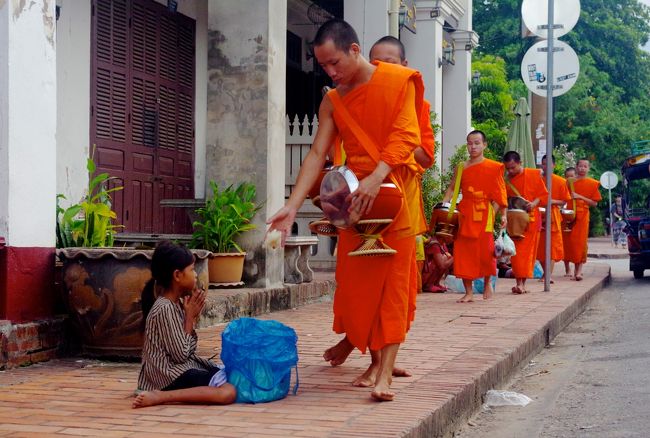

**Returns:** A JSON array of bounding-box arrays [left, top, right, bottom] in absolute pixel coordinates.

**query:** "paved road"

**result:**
[[456, 259, 650, 438]]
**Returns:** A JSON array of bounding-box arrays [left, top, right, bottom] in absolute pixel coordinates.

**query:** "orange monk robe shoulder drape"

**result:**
[[507, 168, 548, 278], [537, 174, 572, 262], [415, 99, 435, 174], [453, 159, 508, 280], [329, 62, 426, 353], [564, 177, 602, 264]]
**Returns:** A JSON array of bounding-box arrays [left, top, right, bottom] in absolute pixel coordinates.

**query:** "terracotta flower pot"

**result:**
[[57, 248, 210, 358], [208, 252, 246, 285]]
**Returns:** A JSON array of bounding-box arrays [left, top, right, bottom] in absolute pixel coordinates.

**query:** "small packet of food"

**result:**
[[264, 229, 283, 250]]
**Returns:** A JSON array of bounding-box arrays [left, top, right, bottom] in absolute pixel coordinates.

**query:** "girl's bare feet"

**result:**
[[323, 337, 355, 366], [132, 390, 164, 408]]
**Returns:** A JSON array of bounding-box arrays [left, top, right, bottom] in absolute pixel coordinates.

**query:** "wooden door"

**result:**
[[90, 0, 195, 234]]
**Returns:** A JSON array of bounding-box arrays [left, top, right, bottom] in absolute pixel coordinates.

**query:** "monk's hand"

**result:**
[[349, 173, 382, 216], [500, 211, 508, 230], [266, 205, 298, 247]]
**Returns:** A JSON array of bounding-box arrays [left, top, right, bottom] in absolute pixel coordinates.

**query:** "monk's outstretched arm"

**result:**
[[267, 97, 337, 242]]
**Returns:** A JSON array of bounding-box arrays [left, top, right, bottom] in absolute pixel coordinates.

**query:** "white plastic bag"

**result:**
[[484, 390, 532, 407], [501, 231, 517, 256]]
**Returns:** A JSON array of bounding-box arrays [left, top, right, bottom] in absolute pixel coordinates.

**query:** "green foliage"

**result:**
[[471, 55, 515, 159], [190, 181, 261, 253], [473, 0, 650, 192], [56, 149, 123, 248], [589, 206, 606, 237]]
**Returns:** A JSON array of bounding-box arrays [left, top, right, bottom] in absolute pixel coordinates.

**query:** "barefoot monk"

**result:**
[[442, 130, 508, 303], [267, 19, 426, 401]]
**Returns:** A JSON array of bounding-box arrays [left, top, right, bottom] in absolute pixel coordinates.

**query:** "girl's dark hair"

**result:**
[[141, 241, 194, 326]]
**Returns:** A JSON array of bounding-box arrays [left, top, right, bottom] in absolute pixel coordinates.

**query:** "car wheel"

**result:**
[[633, 269, 644, 279]]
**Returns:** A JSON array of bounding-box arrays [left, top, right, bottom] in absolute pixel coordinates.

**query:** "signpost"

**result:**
[[521, 0, 581, 291], [600, 171, 619, 246]]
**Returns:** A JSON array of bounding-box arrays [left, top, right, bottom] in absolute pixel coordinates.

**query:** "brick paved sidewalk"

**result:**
[[0, 263, 610, 438]]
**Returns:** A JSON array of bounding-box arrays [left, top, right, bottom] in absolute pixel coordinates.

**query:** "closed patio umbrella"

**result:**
[[506, 97, 536, 168]]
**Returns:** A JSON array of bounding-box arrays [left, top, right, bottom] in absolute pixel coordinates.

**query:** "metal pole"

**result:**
[[544, 0, 555, 292], [609, 187, 614, 246]]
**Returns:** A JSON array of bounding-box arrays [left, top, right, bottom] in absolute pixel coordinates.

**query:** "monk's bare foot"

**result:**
[[564, 273, 572, 278], [574, 274, 583, 281], [132, 390, 163, 408], [456, 294, 474, 303], [512, 286, 524, 295], [483, 287, 493, 300], [392, 366, 412, 377], [323, 337, 355, 367], [353, 363, 379, 387], [371, 381, 395, 402]]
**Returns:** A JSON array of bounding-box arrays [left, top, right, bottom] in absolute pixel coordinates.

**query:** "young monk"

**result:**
[[562, 166, 577, 277], [537, 154, 572, 280], [563, 158, 602, 281], [503, 151, 548, 294], [267, 20, 427, 401], [442, 130, 508, 303], [323, 35, 435, 376]]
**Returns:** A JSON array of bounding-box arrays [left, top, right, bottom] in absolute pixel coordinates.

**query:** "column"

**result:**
[[402, 3, 444, 169], [443, 0, 473, 171], [344, 0, 390, 55], [206, 0, 286, 287], [0, 1, 57, 321]]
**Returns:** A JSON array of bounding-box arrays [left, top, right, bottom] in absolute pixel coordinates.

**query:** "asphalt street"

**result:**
[[456, 258, 650, 438]]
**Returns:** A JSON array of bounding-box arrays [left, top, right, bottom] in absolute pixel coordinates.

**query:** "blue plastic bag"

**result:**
[[533, 260, 544, 279], [221, 317, 299, 404], [445, 274, 497, 294]]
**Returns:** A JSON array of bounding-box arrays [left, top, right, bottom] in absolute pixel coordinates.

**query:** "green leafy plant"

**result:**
[[56, 148, 123, 248], [190, 181, 261, 253]]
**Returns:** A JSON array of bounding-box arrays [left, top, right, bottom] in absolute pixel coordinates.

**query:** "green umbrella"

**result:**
[[506, 97, 536, 168]]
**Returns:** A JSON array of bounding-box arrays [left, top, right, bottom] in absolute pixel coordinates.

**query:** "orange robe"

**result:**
[[506, 169, 548, 278], [564, 177, 602, 263], [453, 159, 508, 280], [537, 174, 572, 262], [329, 62, 427, 353], [416, 99, 435, 174]]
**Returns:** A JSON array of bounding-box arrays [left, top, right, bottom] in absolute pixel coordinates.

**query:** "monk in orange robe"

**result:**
[[443, 130, 508, 303], [563, 159, 602, 281], [562, 167, 577, 277], [267, 19, 426, 402], [503, 151, 548, 294], [322, 36, 435, 378], [536, 154, 572, 280]]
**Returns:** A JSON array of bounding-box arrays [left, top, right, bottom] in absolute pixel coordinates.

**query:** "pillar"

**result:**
[[0, 0, 57, 321], [206, 0, 286, 287]]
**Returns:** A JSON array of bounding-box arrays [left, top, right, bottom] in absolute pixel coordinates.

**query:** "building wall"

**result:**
[[55, 0, 208, 205]]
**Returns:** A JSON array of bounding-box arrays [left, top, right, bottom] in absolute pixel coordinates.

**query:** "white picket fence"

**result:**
[[285, 114, 336, 269]]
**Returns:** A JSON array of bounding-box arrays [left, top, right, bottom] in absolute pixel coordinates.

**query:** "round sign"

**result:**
[[522, 0, 581, 39], [600, 171, 619, 190], [520, 40, 580, 97]]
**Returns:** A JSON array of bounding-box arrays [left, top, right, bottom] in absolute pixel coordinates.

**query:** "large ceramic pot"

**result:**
[[208, 252, 246, 285], [57, 248, 210, 358]]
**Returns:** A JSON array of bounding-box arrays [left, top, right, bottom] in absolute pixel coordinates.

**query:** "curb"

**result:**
[[405, 266, 612, 438], [588, 253, 629, 260]]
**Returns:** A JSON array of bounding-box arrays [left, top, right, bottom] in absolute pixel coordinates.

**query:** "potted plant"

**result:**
[[190, 181, 261, 285], [56, 148, 210, 357]]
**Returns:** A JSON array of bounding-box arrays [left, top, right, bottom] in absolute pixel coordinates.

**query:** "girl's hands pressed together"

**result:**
[[182, 287, 206, 333]]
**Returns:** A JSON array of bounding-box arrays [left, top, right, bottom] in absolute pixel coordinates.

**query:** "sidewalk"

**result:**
[[587, 236, 629, 259], [0, 260, 610, 437]]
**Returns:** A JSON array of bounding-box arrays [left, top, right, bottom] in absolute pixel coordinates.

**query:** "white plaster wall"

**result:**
[[55, 0, 208, 205], [344, 0, 390, 55], [0, 1, 9, 240], [56, 0, 90, 206], [0, 0, 57, 246]]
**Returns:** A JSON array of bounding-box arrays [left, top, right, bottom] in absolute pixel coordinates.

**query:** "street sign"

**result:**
[[522, 0, 581, 39], [600, 171, 619, 190], [521, 40, 580, 97]]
